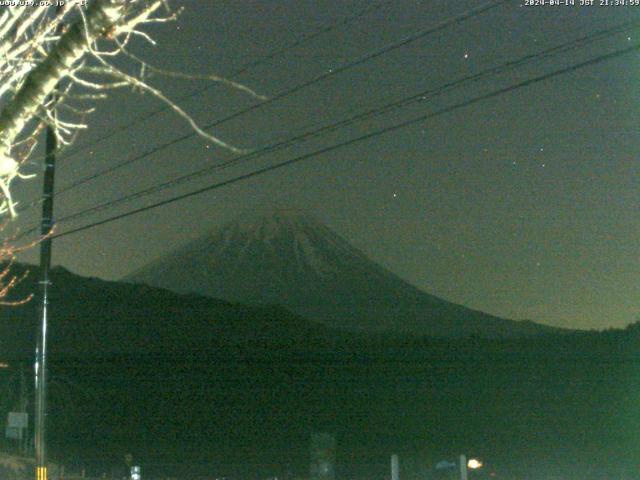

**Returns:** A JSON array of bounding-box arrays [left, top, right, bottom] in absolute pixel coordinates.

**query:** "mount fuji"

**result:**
[[126, 209, 558, 337]]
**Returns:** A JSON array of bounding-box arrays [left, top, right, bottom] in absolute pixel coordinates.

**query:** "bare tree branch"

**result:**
[[0, 0, 261, 221], [0, 0, 130, 150]]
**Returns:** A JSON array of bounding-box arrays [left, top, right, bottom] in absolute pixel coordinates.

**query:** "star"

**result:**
[[463, 52, 469, 59]]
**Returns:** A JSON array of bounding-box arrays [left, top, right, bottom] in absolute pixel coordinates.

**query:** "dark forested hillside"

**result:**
[[1, 264, 638, 479]]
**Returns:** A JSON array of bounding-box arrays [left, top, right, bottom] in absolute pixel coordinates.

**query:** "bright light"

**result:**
[[467, 459, 483, 469], [0, 362, 9, 369]]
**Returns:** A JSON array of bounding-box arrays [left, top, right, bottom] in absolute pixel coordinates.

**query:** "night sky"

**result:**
[[11, 0, 640, 330]]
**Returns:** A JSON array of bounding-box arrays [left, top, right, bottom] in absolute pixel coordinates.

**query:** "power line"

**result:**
[[47, 42, 640, 241], [48, 20, 639, 228], [45, 0, 509, 200], [15, 21, 637, 239], [55, 0, 395, 165]]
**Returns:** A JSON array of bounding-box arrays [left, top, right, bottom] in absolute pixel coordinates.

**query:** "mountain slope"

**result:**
[[127, 210, 559, 337]]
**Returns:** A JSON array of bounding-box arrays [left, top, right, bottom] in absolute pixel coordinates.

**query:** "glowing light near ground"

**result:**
[[467, 459, 483, 469]]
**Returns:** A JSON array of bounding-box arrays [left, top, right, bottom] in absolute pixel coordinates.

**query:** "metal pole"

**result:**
[[35, 61, 58, 480], [20, 366, 28, 455], [391, 454, 399, 480], [459, 454, 467, 480]]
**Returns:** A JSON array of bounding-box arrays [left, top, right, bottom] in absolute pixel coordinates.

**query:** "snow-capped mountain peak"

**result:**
[[126, 210, 558, 338]]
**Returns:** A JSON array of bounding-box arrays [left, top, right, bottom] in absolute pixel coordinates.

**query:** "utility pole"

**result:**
[[35, 7, 62, 476], [34, 104, 56, 480], [34, 105, 58, 480]]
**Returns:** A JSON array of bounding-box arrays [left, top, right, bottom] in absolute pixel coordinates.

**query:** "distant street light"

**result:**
[[460, 455, 483, 480]]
